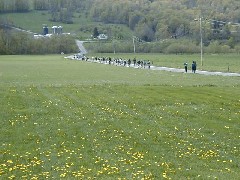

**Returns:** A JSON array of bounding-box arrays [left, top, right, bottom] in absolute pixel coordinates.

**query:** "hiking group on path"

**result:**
[[184, 61, 197, 73], [70, 40, 240, 77]]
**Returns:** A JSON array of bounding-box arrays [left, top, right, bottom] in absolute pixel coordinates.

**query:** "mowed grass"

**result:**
[[0, 55, 240, 179]]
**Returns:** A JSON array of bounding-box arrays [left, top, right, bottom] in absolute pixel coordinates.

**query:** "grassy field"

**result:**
[[0, 55, 240, 179], [1, 11, 92, 35], [1, 11, 52, 34], [1, 11, 133, 39]]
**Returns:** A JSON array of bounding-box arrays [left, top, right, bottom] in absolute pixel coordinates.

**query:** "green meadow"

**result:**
[[0, 54, 240, 179], [1, 11, 90, 35], [1, 11, 133, 39]]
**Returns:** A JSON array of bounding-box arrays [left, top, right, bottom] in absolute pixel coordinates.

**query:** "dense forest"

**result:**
[[1, 0, 240, 54]]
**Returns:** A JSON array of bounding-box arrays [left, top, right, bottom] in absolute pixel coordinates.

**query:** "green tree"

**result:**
[[129, 12, 143, 30], [15, 0, 30, 12], [135, 23, 155, 42], [60, 8, 73, 24], [93, 27, 99, 38], [33, 0, 49, 10], [0, 29, 7, 54]]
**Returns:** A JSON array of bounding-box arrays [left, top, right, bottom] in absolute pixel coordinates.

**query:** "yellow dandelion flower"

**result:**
[[7, 160, 13, 164], [162, 172, 167, 178], [60, 173, 66, 177]]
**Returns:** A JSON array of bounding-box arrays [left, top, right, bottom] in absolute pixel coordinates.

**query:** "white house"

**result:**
[[97, 34, 108, 40]]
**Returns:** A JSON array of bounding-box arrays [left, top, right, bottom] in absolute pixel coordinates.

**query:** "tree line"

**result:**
[[0, 0, 240, 54], [0, 0, 30, 13], [1, 0, 239, 43], [85, 39, 240, 54], [0, 27, 78, 55], [89, 0, 240, 43]]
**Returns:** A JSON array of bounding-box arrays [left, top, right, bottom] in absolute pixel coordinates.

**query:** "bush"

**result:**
[[205, 41, 233, 54], [163, 40, 199, 54], [235, 44, 240, 54], [84, 38, 240, 54]]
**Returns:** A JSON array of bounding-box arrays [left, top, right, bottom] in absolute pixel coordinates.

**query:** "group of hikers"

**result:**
[[73, 54, 198, 73], [75, 55, 152, 69], [184, 61, 197, 73]]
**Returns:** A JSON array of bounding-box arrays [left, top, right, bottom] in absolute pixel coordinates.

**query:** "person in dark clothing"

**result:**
[[147, 60, 151, 69], [128, 59, 131, 67], [184, 62, 188, 73], [192, 61, 197, 73], [133, 58, 136, 66]]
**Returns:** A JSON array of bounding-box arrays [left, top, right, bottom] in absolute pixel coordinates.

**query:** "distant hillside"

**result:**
[[1, 0, 240, 42], [1, 0, 240, 54]]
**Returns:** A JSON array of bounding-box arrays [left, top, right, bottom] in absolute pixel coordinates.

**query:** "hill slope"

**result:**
[[1, 0, 240, 42]]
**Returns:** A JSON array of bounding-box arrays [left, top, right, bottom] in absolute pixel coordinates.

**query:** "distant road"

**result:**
[[75, 40, 87, 54]]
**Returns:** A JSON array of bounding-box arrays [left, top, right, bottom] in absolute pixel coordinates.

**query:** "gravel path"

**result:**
[[73, 40, 240, 77], [150, 66, 240, 77], [75, 40, 88, 55]]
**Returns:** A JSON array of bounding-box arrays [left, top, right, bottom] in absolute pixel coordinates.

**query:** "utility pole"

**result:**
[[195, 17, 203, 66], [200, 17, 203, 66], [133, 36, 136, 53]]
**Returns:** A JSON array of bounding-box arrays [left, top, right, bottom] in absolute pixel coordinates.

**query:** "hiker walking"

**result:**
[[147, 60, 151, 69], [184, 62, 188, 73], [192, 61, 197, 73], [128, 59, 131, 67], [133, 58, 136, 66]]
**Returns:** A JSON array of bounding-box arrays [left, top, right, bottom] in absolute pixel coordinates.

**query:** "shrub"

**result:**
[[163, 40, 199, 54]]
